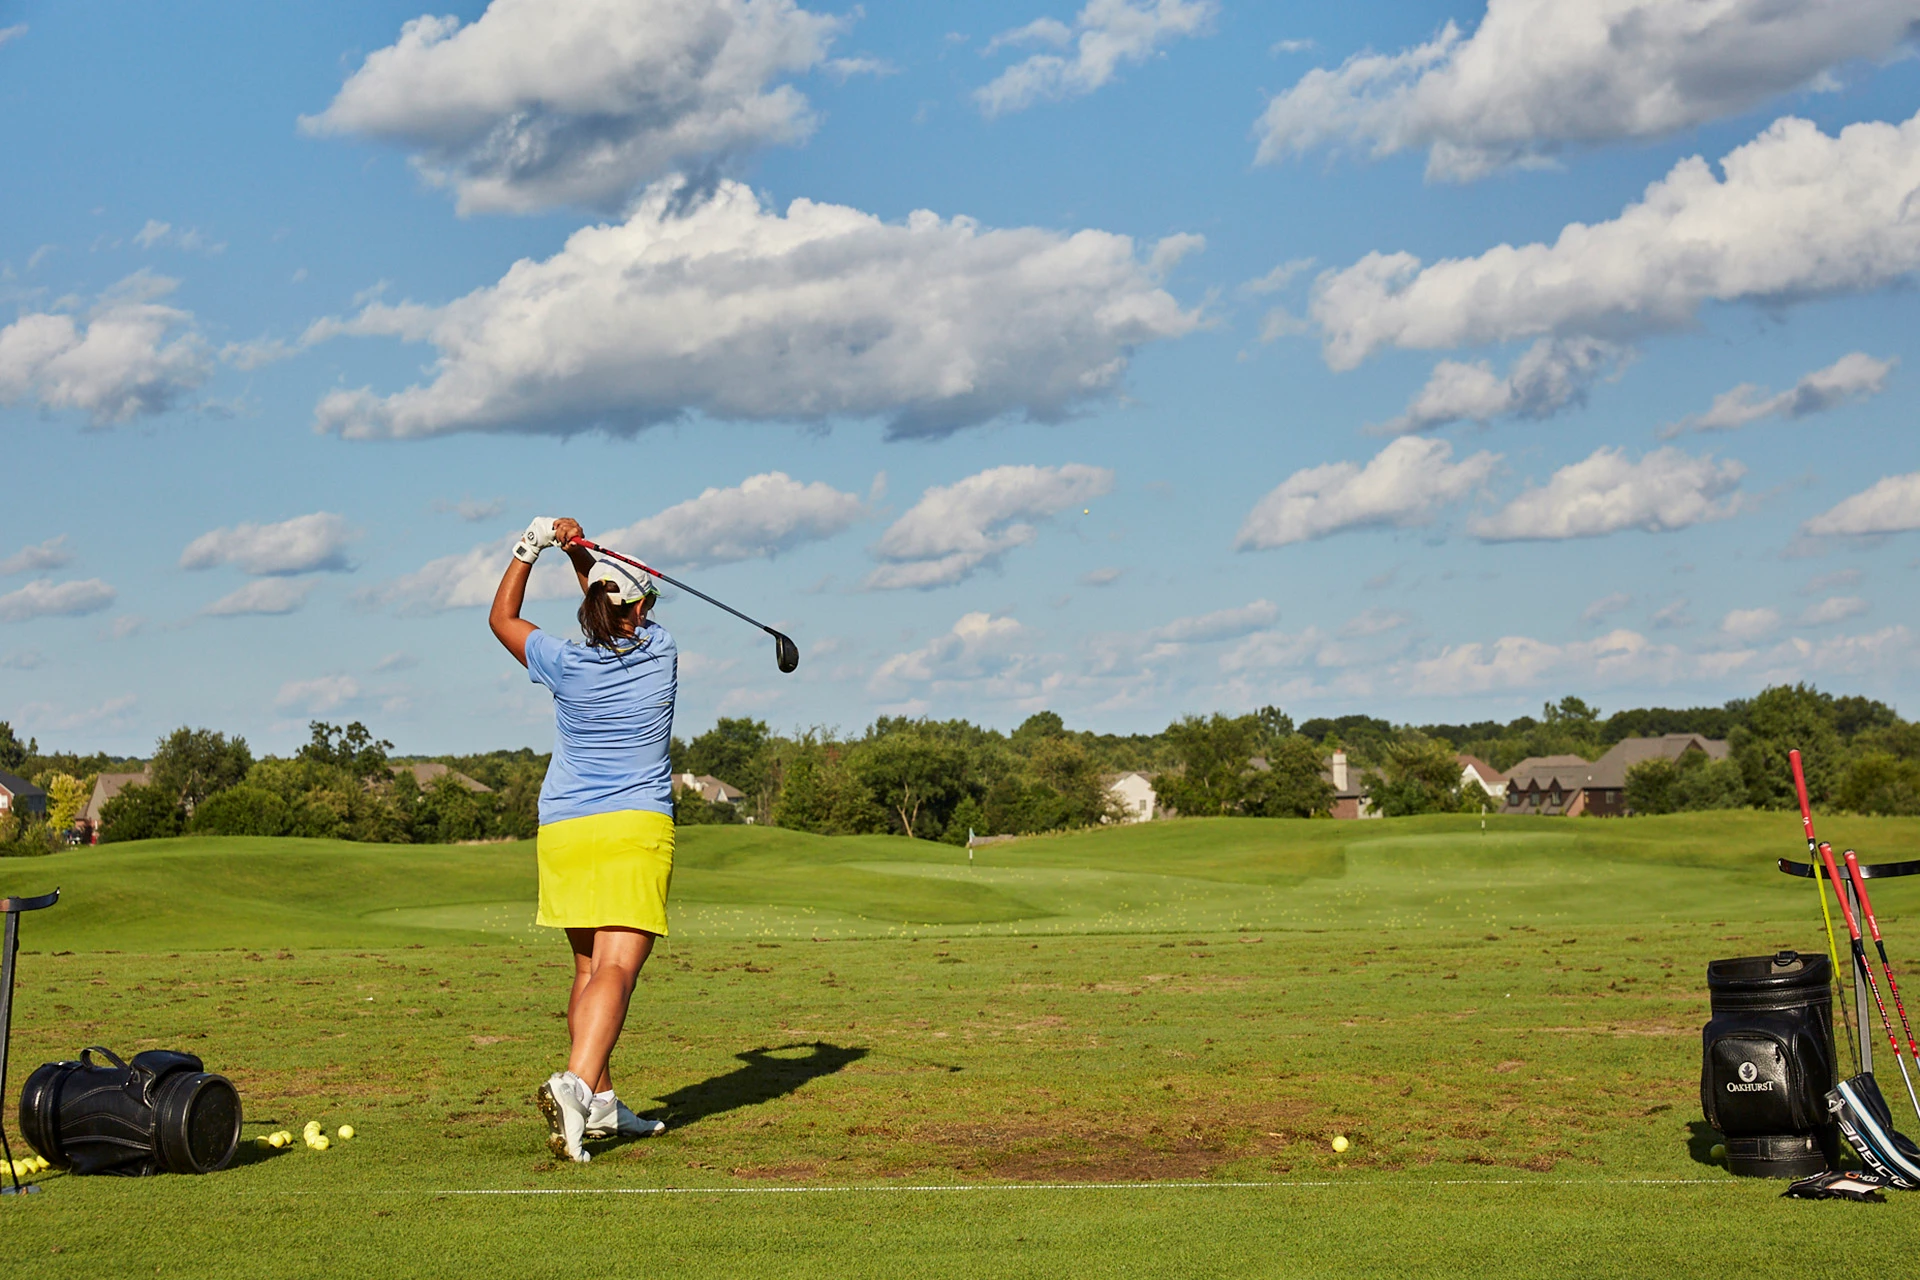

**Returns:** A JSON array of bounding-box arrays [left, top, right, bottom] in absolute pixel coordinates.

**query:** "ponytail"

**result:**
[[578, 580, 642, 651]]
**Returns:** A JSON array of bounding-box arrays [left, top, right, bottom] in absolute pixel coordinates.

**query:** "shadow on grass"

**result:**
[[1686, 1120, 1723, 1168], [647, 1042, 869, 1134]]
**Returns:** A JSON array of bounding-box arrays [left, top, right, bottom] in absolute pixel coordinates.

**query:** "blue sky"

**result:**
[[3, 0, 1919, 756]]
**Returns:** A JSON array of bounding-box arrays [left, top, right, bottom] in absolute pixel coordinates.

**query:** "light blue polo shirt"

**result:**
[[525, 623, 677, 826]]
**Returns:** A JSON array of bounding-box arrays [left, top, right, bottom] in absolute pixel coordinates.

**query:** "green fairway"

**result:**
[[4, 814, 1920, 1276]]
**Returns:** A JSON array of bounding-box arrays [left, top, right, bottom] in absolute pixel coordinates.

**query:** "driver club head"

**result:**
[[770, 630, 800, 674]]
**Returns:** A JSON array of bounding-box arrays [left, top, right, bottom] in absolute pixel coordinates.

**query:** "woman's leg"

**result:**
[[563, 926, 654, 1090]]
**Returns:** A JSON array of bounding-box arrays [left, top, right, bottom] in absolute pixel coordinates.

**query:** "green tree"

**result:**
[[98, 784, 183, 842], [943, 794, 987, 844], [150, 726, 253, 812], [1154, 714, 1256, 817], [1242, 735, 1334, 818], [42, 773, 89, 835], [0, 722, 32, 774], [1625, 758, 1680, 815], [1836, 753, 1920, 816], [188, 785, 292, 836], [770, 737, 883, 835], [1731, 684, 1844, 809], [1369, 735, 1466, 817], [849, 733, 964, 838], [297, 721, 393, 780]]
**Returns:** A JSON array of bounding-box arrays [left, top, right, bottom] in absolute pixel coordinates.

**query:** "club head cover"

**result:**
[[1828, 1073, 1920, 1190]]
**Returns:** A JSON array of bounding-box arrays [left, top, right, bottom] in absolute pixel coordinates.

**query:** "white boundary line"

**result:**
[[417, 1178, 1735, 1197]]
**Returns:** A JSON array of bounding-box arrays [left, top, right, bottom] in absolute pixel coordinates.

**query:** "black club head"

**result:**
[[771, 631, 800, 674]]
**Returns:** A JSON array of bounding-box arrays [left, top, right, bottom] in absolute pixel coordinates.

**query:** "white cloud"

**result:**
[[1765, 625, 1918, 678], [1376, 337, 1627, 434], [0, 578, 116, 623], [1801, 595, 1868, 625], [1581, 591, 1633, 624], [1255, 0, 1918, 181], [1804, 473, 1920, 537], [1147, 600, 1277, 645], [0, 25, 25, 50], [13, 695, 138, 736], [311, 180, 1200, 441], [439, 497, 507, 523], [1218, 626, 1341, 674], [357, 538, 577, 613], [868, 612, 1031, 695], [1241, 258, 1315, 295], [1650, 597, 1694, 630], [274, 676, 362, 714], [1803, 568, 1862, 594], [203, 579, 315, 617], [1403, 628, 1731, 696], [1719, 607, 1781, 641], [132, 220, 225, 255], [1080, 566, 1121, 587], [1339, 608, 1409, 638], [1665, 352, 1895, 436], [0, 273, 212, 425], [1, 650, 43, 671], [0, 536, 72, 576], [302, 0, 847, 214], [1271, 38, 1314, 55], [376, 651, 419, 672], [179, 513, 357, 576], [976, 0, 1217, 117], [599, 471, 865, 569], [1311, 110, 1920, 370], [865, 464, 1114, 590], [1236, 437, 1498, 549], [1469, 447, 1744, 542]]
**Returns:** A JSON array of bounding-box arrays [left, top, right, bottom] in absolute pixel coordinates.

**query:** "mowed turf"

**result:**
[[4, 814, 1920, 1277]]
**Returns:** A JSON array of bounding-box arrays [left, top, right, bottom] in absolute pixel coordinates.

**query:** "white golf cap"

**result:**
[[587, 557, 658, 605]]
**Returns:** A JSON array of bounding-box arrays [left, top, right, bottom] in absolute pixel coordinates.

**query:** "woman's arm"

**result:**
[[553, 517, 594, 594], [489, 557, 537, 668]]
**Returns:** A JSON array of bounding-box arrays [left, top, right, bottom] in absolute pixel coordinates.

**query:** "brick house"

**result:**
[[0, 769, 47, 819], [1323, 750, 1378, 820], [1502, 734, 1730, 817]]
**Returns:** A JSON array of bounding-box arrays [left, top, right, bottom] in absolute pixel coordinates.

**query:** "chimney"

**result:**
[[1331, 750, 1348, 792]]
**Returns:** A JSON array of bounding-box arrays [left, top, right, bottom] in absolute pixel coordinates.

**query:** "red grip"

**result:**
[[1791, 749, 1814, 842], [1821, 843, 1862, 939], [1845, 850, 1886, 944]]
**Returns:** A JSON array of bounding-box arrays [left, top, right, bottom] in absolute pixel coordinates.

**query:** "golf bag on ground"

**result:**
[[19, 1046, 241, 1176], [1702, 951, 1839, 1178], [1829, 1074, 1920, 1190]]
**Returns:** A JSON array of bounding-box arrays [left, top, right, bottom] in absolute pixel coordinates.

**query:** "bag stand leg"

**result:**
[[0, 889, 60, 1198]]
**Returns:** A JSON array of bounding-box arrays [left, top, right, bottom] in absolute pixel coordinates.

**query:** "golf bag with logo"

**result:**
[[18, 1046, 242, 1176], [1702, 952, 1839, 1178]]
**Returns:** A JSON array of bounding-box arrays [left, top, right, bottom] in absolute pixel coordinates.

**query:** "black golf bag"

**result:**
[[1701, 951, 1839, 1178], [18, 1046, 241, 1176]]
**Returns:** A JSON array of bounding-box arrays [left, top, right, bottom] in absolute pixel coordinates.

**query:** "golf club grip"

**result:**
[[1845, 851, 1886, 943], [1821, 844, 1863, 939], [1791, 749, 1815, 844]]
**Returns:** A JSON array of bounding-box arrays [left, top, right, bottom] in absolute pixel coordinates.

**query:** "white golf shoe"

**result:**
[[585, 1094, 667, 1140], [536, 1072, 593, 1163]]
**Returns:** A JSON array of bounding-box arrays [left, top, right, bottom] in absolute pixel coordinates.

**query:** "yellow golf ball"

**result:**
[[312, 1136, 330, 1151], [1331, 1135, 1350, 1153], [337, 1125, 355, 1140], [1710, 1143, 1728, 1160], [303, 1121, 321, 1133]]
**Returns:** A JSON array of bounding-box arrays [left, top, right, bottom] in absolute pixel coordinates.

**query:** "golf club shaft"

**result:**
[[1845, 849, 1920, 1066], [570, 539, 773, 633], [1821, 842, 1919, 1114], [0, 911, 17, 1193], [1794, 750, 1858, 1074]]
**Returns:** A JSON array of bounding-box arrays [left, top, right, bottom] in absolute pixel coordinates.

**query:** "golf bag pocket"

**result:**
[[1702, 952, 1837, 1177], [1702, 1025, 1820, 1135], [19, 1046, 242, 1176]]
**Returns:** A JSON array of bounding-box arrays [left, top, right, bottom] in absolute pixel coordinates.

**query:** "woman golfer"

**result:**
[[490, 516, 675, 1163]]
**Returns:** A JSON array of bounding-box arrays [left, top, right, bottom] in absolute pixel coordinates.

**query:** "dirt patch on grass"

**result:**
[[730, 1161, 825, 1180]]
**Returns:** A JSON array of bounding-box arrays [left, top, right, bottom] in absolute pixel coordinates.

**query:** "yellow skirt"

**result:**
[[535, 809, 675, 934]]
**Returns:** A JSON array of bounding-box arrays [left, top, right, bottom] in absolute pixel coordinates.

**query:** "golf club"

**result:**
[[1844, 849, 1920, 1081], [1792, 749, 1858, 1074], [1819, 841, 1920, 1119], [568, 538, 800, 675], [1, 887, 59, 1196]]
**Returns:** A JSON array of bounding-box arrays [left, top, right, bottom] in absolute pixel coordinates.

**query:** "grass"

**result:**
[[4, 813, 1920, 1276]]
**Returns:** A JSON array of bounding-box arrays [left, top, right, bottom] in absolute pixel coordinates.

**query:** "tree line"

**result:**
[[2, 681, 1916, 854]]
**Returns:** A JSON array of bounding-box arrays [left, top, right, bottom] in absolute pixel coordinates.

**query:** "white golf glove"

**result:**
[[513, 517, 559, 564]]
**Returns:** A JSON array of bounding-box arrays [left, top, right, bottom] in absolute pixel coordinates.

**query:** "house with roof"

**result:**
[[1502, 734, 1730, 817], [0, 769, 47, 820], [673, 772, 745, 807], [81, 768, 150, 843], [1457, 755, 1508, 800], [1102, 771, 1156, 823], [1324, 750, 1378, 820], [390, 762, 492, 793]]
